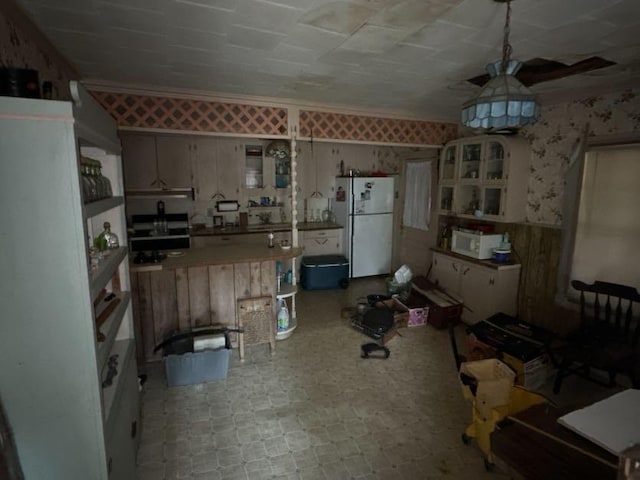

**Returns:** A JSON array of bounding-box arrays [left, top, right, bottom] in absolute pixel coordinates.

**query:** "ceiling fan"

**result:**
[[466, 56, 616, 88], [460, 0, 617, 132]]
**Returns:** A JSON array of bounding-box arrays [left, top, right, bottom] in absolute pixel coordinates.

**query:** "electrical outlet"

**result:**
[[207, 208, 215, 216]]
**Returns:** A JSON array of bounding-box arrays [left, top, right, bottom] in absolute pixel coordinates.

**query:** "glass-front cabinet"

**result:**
[[244, 144, 264, 189], [437, 135, 530, 222], [484, 140, 505, 181], [460, 142, 481, 180], [440, 144, 457, 181]]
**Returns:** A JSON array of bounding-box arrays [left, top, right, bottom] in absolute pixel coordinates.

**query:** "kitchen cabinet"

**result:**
[[121, 132, 193, 192], [297, 141, 337, 200], [193, 137, 242, 202], [437, 135, 530, 222], [0, 82, 139, 479], [431, 251, 520, 325], [301, 228, 343, 256]]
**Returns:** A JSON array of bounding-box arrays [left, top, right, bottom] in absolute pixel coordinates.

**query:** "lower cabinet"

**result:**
[[431, 251, 521, 325], [105, 347, 141, 479], [301, 229, 343, 256]]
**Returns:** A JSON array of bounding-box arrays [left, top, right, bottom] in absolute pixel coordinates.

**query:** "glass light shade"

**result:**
[[266, 140, 291, 159], [462, 60, 538, 129]]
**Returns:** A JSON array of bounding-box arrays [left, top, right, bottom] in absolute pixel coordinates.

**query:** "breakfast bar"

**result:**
[[130, 244, 302, 361]]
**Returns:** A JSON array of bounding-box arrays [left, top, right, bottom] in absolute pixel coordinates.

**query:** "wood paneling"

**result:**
[[234, 263, 251, 300], [250, 262, 262, 297], [188, 266, 210, 327], [175, 267, 191, 331], [136, 272, 156, 362], [129, 271, 144, 364], [132, 260, 279, 362], [150, 270, 178, 347], [209, 264, 236, 327], [503, 223, 564, 334]]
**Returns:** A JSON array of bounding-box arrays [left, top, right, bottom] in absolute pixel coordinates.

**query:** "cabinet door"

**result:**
[[121, 134, 158, 190], [484, 140, 505, 181], [302, 230, 341, 255], [156, 136, 193, 189], [460, 141, 482, 180], [193, 137, 218, 202], [459, 263, 496, 325], [315, 142, 337, 198], [431, 253, 460, 293], [217, 138, 242, 198], [440, 144, 457, 181]]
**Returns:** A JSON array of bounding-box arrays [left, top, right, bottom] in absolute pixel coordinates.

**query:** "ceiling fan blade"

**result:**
[[466, 56, 616, 87]]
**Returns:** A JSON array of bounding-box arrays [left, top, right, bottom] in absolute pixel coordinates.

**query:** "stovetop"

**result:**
[[133, 251, 167, 264]]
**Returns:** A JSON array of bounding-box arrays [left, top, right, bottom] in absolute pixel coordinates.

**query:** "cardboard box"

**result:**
[[410, 277, 462, 329], [376, 298, 409, 329], [466, 313, 554, 390], [501, 352, 551, 390], [394, 293, 429, 327], [460, 359, 515, 419]]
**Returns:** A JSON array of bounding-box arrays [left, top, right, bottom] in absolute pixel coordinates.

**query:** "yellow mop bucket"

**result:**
[[459, 359, 547, 470]]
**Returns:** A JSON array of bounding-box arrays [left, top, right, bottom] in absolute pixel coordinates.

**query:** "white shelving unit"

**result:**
[[0, 82, 140, 479], [276, 284, 298, 340]]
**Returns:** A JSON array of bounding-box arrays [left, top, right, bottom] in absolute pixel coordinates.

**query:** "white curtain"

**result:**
[[570, 147, 640, 289], [402, 161, 431, 230]]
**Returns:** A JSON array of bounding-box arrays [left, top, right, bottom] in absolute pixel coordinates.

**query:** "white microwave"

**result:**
[[451, 231, 502, 260]]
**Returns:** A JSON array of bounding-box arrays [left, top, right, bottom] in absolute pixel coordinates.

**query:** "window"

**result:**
[[558, 139, 640, 301], [402, 161, 431, 230], [570, 146, 640, 287]]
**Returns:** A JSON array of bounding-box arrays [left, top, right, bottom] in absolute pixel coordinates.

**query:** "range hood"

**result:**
[[125, 188, 194, 200]]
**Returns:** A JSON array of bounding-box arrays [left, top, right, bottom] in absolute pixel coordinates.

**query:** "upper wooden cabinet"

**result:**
[[121, 133, 193, 191], [193, 137, 242, 201], [155, 136, 193, 189], [437, 135, 530, 222]]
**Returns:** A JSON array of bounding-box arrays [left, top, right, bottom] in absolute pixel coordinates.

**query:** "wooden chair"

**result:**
[[237, 296, 275, 361], [553, 280, 640, 394]]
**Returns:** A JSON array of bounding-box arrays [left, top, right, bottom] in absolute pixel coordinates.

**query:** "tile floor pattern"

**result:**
[[136, 278, 612, 480]]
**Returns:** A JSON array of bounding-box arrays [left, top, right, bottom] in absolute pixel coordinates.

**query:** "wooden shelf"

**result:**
[[89, 247, 127, 299], [83, 196, 124, 219]]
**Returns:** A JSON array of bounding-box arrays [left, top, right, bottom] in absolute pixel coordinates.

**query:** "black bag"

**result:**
[[352, 308, 394, 339]]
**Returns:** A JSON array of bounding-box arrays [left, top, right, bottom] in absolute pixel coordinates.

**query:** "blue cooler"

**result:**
[[300, 255, 349, 290]]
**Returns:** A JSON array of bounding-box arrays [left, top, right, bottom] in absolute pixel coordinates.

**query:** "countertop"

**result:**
[[430, 246, 521, 270], [130, 244, 303, 272], [190, 222, 342, 236]]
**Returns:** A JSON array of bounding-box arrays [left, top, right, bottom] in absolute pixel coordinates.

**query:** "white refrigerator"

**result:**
[[334, 177, 394, 278]]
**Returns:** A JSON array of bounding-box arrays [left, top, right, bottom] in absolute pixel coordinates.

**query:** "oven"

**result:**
[[129, 213, 190, 262]]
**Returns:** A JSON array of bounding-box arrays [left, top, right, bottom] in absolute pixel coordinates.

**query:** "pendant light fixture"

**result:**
[[461, 0, 538, 130]]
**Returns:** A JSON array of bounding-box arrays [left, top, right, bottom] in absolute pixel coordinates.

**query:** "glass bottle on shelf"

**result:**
[[96, 222, 119, 251], [97, 161, 112, 197], [80, 159, 93, 203]]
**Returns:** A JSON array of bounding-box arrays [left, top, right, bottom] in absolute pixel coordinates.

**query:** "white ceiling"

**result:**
[[14, 0, 640, 121]]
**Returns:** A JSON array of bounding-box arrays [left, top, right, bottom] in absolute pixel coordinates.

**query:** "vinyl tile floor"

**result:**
[[136, 277, 613, 480]]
